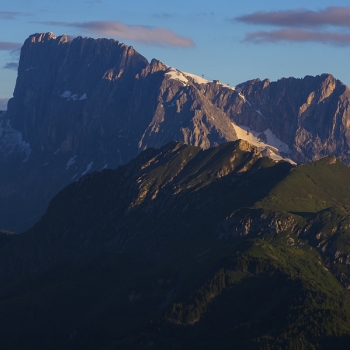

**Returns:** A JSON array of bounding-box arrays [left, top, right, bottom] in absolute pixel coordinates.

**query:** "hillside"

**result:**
[[1, 142, 350, 348]]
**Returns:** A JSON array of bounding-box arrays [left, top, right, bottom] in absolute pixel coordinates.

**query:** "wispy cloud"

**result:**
[[235, 6, 350, 46], [0, 98, 9, 111], [0, 42, 22, 51], [0, 11, 32, 20], [245, 29, 350, 46], [235, 7, 350, 28], [42, 20, 195, 47], [0, 11, 21, 19], [3, 62, 18, 70], [152, 12, 174, 19]]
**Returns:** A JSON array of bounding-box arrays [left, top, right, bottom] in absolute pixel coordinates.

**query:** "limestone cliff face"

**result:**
[[224, 74, 350, 164], [8, 32, 149, 159], [144, 71, 350, 164], [1, 32, 350, 232], [0, 33, 240, 232], [1, 33, 149, 232], [6, 33, 239, 167]]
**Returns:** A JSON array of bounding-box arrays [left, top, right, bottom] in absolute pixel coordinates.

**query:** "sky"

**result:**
[[1, 0, 350, 110]]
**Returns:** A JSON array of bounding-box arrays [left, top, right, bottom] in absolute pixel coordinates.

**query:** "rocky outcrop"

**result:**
[[216, 209, 300, 238]]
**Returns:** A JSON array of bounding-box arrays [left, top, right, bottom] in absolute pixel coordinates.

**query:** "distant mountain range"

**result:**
[[2, 140, 350, 349], [1, 32, 350, 233]]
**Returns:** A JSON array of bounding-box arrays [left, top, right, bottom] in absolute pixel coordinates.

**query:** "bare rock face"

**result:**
[[8, 33, 149, 160], [1, 32, 350, 232], [0, 33, 240, 232], [227, 74, 350, 164]]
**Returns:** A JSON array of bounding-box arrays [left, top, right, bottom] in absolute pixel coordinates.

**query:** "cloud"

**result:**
[[4, 62, 18, 70], [0, 98, 9, 111], [43, 20, 195, 47], [0, 42, 22, 51], [244, 29, 350, 46], [235, 7, 350, 46], [235, 7, 350, 29], [0, 11, 21, 19], [152, 13, 174, 19], [0, 11, 32, 20]]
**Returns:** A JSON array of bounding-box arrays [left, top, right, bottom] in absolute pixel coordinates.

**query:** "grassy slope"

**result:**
[[255, 156, 350, 213], [112, 231, 350, 349]]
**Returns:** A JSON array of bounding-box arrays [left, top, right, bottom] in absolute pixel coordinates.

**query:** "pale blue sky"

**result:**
[[1, 0, 350, 110]]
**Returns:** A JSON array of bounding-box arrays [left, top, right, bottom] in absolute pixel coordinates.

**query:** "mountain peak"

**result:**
[[28, 32, 59, 43], [235, 139, 260, 153], [1, 33, 350, 232]]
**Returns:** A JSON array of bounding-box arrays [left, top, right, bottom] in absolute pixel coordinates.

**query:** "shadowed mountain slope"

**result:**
[[1, 142, 350, 348]]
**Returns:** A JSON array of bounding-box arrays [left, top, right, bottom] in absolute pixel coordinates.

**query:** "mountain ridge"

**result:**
[[1, 32, 350, 233], [1, 141, 350, 348]]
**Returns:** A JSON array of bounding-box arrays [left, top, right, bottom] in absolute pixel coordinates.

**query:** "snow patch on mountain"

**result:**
[[255, 110, 265, 119], [165, 68, 188, 85], [0, 118, 32, 162], [66, 155, 77, 169], [182, 71, 209, 85], [219, 83, 235, 90], [68, 94, 78, 101], [263, 129, 292, 155], [82, 161, 93, 176], [165, 67, 236, 90], [61, 91, 72, 98], [231, 122, 295, 165], [61, 91, 88, 101], [238, 92, 251, 106]]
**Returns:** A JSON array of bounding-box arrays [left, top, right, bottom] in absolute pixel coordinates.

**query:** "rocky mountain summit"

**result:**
[[1, 32, 350, 232]]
